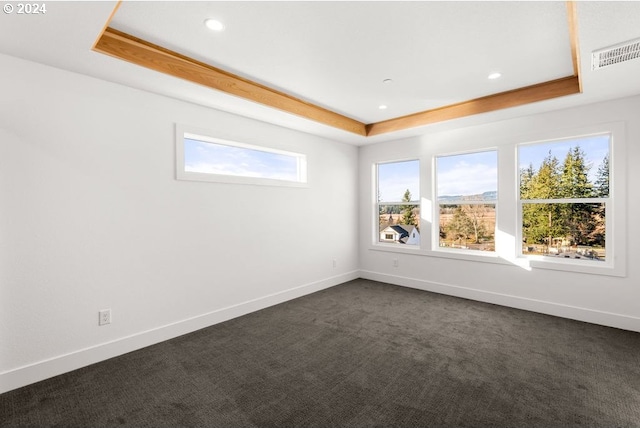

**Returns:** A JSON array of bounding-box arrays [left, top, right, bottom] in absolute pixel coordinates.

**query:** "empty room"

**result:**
[[1, 1, 640, 426]]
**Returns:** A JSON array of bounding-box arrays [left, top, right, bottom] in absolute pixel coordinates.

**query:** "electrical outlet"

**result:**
[[393, 259, 399, 268], [99, 309, 111, 326], [332, 259, 337, 268]]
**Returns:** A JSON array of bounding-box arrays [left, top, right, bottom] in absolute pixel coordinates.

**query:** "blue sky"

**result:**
[[378, 160, 419, 202], [184, 138, 300, 181], [378, 154, 498, 201], [518, 134, 610, 183], [437, 151, 497, 197], [379, 135, 609, 202], [187, 134, 608, 194]]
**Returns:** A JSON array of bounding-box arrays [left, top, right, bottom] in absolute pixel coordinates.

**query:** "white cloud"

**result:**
[[438, 163, 497, 196], [184, 139, 298, 181]]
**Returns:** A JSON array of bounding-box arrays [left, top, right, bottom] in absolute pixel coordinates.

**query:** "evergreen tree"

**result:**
[[559, 147, 595, 246], [590, 153, 609, 247], [520, 146, 609, 253], [588, 203, 606, 248], [400, 189, 417, 226], [560, 146, 592, 198], [594, 153, 610, 198], [521, 152, 564, 249], [519, 163, 535, 199], [530, 151, 561, 199]]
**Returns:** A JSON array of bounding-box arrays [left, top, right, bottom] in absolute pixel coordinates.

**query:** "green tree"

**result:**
[[559, 147, 595, 246], [446, 207, 475, 246], [560, 146, 592, 198], [400, 189, 417, 226], [521, 152, 564, 250], [520, 146, 609, 254], [529, 151, 561, 199], [519, 163, 535, 199], [589, 153, 609, 247], [594, 153, 609, 198]]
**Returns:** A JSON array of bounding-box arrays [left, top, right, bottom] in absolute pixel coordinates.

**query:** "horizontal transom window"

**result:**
[[176, 126, 307, 187]]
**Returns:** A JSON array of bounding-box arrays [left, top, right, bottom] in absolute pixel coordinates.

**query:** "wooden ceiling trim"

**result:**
[[365, 76, 580, 136], [367, 1, 582, 136], [566, 1, 583, 91], [93, 27, 367, 136], [92, 0, 121, 50], [94, 1, 582, 138]]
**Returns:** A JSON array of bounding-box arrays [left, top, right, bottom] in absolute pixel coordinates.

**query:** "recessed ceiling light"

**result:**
[[383, 79, 393, 84], [379, 105, 388, 110], [204, 18, 225, 32], [488, 72, 502, 80]]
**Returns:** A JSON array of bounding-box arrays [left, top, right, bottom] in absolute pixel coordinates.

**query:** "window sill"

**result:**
[[177, 170, 309, 188], [368, 245, 625, 276], [369, 244, 508, 266], [369, 243, 422, 256], [527, 257, 624, 277]]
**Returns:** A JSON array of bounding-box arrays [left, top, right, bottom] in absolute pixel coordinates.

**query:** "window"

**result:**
[[176, 126, 307, 187], [518, 134, 610, 263], [436, 150, 497, 252], [376, 160, 420, 246], [370, 124, 623, 275]]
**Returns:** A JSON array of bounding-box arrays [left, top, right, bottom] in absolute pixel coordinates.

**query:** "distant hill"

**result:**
[[438, 191, 497, 202]]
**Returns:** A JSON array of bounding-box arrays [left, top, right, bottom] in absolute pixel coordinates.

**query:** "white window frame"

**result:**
[[176, 124, 307, 187], [515, 126, 625, 277], [433, 149, 498, 257], [374, 159, 421, 248], [368, 122, 626, 276]]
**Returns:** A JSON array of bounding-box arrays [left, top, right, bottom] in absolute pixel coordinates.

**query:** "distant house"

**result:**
[[380, 224, 420, 245]]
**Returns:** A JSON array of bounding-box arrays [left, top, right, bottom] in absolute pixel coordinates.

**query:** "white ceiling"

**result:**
[[110, 1, 574, 123], [1, 1, 640, 145]]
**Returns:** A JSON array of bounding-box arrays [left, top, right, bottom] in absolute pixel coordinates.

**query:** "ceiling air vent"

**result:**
[[592, 37, 640, 70]]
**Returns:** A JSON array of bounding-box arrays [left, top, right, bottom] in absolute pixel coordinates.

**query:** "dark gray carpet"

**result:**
[[2, 279, 640, 427]]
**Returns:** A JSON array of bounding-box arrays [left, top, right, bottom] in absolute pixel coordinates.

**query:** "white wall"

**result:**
[[2, 49, 639, 395], [359, 95, 640, 333], [0, 53, 359, 393]]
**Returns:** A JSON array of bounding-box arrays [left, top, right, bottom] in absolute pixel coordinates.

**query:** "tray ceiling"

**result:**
[[98, 1, 579, 136], [2, 1, 640, 144]]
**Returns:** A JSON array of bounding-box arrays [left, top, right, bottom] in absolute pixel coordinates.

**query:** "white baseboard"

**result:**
[[0, 271, 359, 394], [359, 270, 640, 333]]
